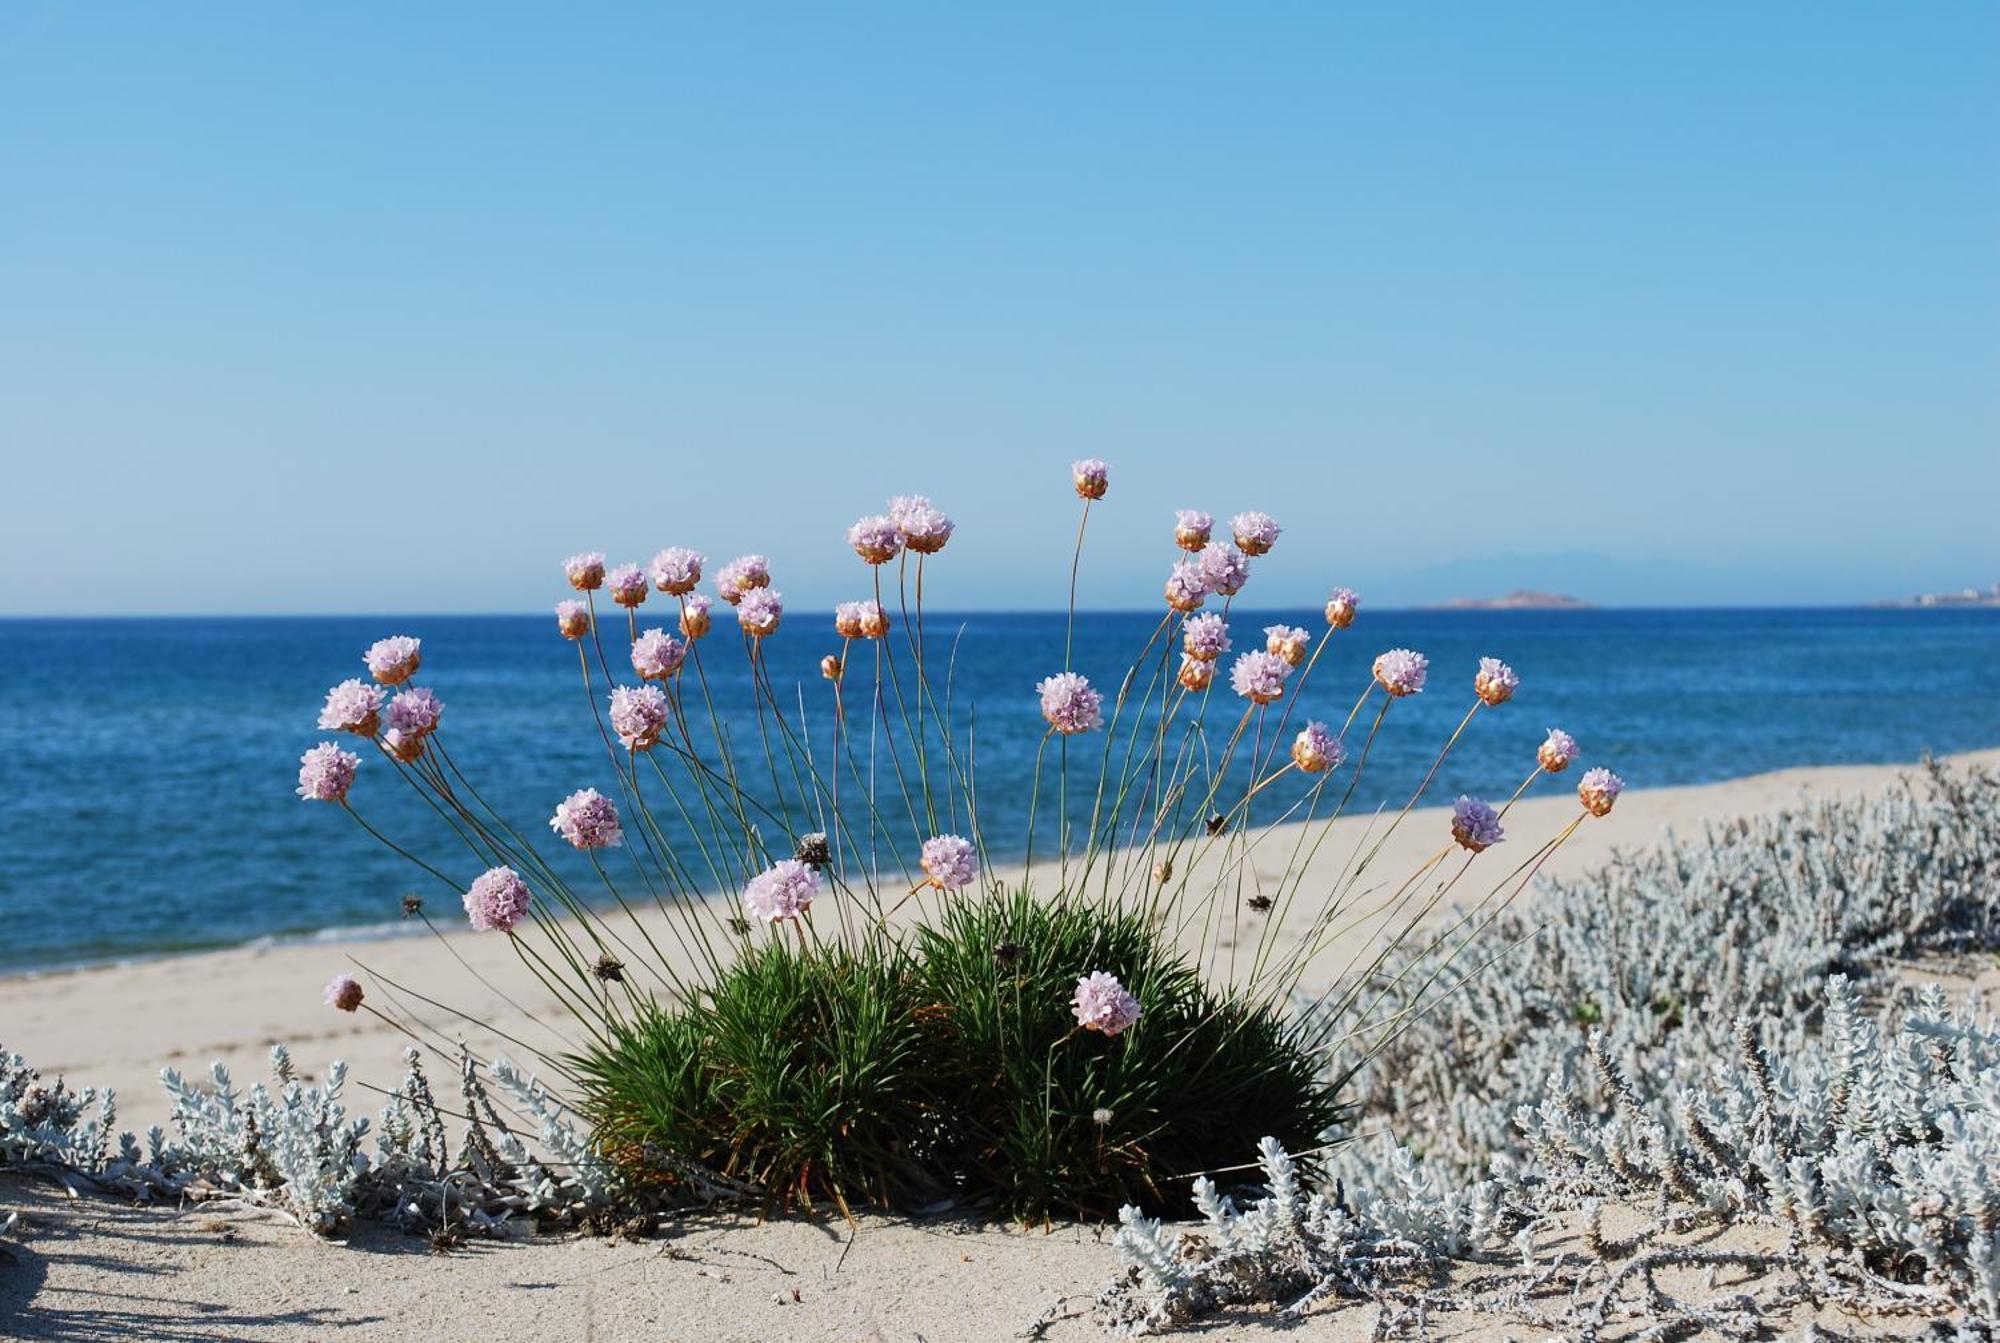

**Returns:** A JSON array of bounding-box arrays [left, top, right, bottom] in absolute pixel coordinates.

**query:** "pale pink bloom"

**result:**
[[1291, 721, 1346, 774], [890, 495, 955, 553], [464, 866, 531, 932], [1164, 561, 1207, 613], [835, 600, 890, 640], [1174, 509, 1213, 552], [1451, 796, 1505, 852], [1183, 613, 1231, 662], [631, 628, 686, 680], [1579, 767, 1625, 817], [1072, 971, 1141, 1036], [563, 553, 606, 591], [1072, 458, 1110, 500], [609, 685, 669, 751], [649, 547, 704, 595], [608, 564, 649, 608], [324, 974, 364, 1013], [297, 742, 359, 802], [743, 858, 818, 924], [387, 686, 443, 738], [364, 635, 423, 686], [1324, 587, 1360, 629], [1196, 545, 1251, 597], [1538, 729, 1580, 774], [846, 515, 904, 565], [920, 834, 979, 891], [679, 593, 713, 640], [1178, 657, 1214, 692], [715, 555, 771, 605], [381, 727, 426, 763], [1265, 624, 1311, 667], [556, 600, 591, 639], [318, 679, 384, 735], [1474, 657, 1520, 707], [1230, 650, 1290, 704], [1230, 511, 1281, 556], [737, 587, 783, 637], [1037, 672, 1103, 735], [1373, 648, 1429, 697], [821, 653, 843, 682], [550, 788, 623, 850]]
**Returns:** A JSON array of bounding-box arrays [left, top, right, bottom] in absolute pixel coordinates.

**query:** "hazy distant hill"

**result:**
[[1872, 583, 2000, 609], [1425, 589, 1594, 611]]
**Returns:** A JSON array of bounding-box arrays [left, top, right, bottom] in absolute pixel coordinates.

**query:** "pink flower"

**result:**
[[1538, 729, 1580, 774], [847, 515, 903, 565], [1291, 721, 1345, 774], [737, 587, 783, 637], [715, 555, 771, 605], [1451, 796, 1505, 852], [464, 866, 531, 932], [1474, 657, 1519, 707], [608, 564, 649, 608], [680, 593, 713, 640], [318, 679, 384, 735], [1183, 613, 1231, 662], [743, 858, 818, 923], [1174, 509, 1213, 552], [1323, 587, 1360, 629], [1579, 768, 1625, 817], [631, 628, 687, 680], [920, 834, 979, 891], [1196, 545, 1251, 597], [1164, 561, 1207, 613], [1072, 971, 1141, 1036], [387, 686, 443, 737], [1373, 648, 1429, 697], [1178, 657, 1215, 691], [324, 974, 364, 1013], [363, 636, 423, 686], [1264, 624, 1310, 667], [1072, 458, 1110, 500], [563, 553, 606, 591], [1037, 672, 1103, 735], [556, 600, 591, 639], [550, 788, 623, 850], [834, 600, 890, 640], [821, 653, 843, 682], [649, 547, 704, 596], [609, 685, 669, 751], [1230, 511, 1281, 556], [1230, 650, 1291, 704], [890, 495, 955, 554], [297, 742, 359, 802]]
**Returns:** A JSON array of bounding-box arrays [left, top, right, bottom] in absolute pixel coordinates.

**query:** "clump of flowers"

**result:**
[[563, 553, 606, 591], [1473, 656, 1519, 706], [324, 974, 364, 1012], [1291, 721, 1344, 774], [318, 679, 384, 735], [1178, 658, 1214, 691], [1229, 510, 1280, 556], [1183, 613, 1230, 662], [1323, 586, 1360, 629], [607, 564, 648, 608], [464, 866, 530, 932], [297, 742, 359, 802], [1579, 766, 1624, 816], [846, 515, 903, 565], [1173, 509, 1212, 551], [1196, 545, 1250, 597], [679, 594, 713, 640], [1230, 650, 1290, 704], [715, 555, 770, 605], [1450, 795, 1504, 852], [920, 834, 980, 891], [1073, 971, 1141, 1036], [387, 686, 443, 738], [1038, 672, 1103, 735], [1164, 561, 1207, 613], [890, 495, 954, 553], [744, 859, 818, 923], [364, 635, 422, 685], [608, 685, 668, 751], [1538, 728, 1580, 773], [1372, 648, 1428, 697], [555, 600, 590, 639], [1072, 458, 1110, 500], [1264, 624, 1310, 667], [630, 628, 686, 680], [737, 587, 783, 638], [835, 600, 889, 640], [648, 547, 703, 595], [550, 788, 623, 851]]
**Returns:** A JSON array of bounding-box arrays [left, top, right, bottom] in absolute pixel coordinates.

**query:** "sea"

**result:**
[[2, 607, 1995, 975]]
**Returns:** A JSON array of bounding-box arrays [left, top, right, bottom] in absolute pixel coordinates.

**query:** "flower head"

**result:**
[[1291, 721, 1346, 774], [608, 564, 649, 608], [324, 974, 364, 1013], [679, 593, 713, 640], [608, 684, 669, 751], [1037, 672, 1103, 735], [890, 495, 956, 554], [297, 742, 359, 802], [1324, 587, 1360, 629], [1579, 767, 1624, 817], [318, 679, 385, 735], [820, 653, 843, 682], [1451, 796, 1505, 852], [1230, 511, 1281, 556], [1178, 657, 1214, 691], [1230, 650, 1291, 704], [1072, 971, 1141, 1036], [1164, 561, 1207, 613], [1373, 648, 1429, 697], [1196, 545, 1251, 597], [381, 727, 426, 763], [715, 555, 771, 605], [563, 553, 606, 591], [1474, 657, 1520, 707], [550, 788, 623, 850], [464, 866, 530, 932], [1265, 624, 1311, 667], [743, 858, 818, 924], [364, 635, 423, 685], [737, 587, 783, 637], [920, 834, 980, 891], [387, 686, 443, 738], [648, 547, 704, 596], [1183, 612, 1231, 662], [1174, 509, 1213, 552], [631, 628, 687, 680], [847, 515, 904, 565], [835, 600, 890, 640], [1538, 728, 1580, 774], [1072, 458, 1110, 500], [556, 600, 591, 639]]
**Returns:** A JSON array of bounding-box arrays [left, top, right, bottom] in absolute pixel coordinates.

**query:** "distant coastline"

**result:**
[[1871, 582, 2000, 610], [1423, 589, 1594, 611]]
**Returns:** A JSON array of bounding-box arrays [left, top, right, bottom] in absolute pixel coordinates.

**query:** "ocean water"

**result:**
[[1, 607, 1995, 974]]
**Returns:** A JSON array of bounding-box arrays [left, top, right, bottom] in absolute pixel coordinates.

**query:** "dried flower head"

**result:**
[[1173, 509, 1213, 552], [387, 686, 443, 738], [631, 628, 686, 680], [835, 599, 890, 640], [401, 894, 423, 918], [1230, 511, 1281, 556], [1196, 544, 1251, 597], [1291, 721, 1346, 774], [592, 955, 625, 983], [550, 787, 623, 850], [364, 635, 423, 686], [1264, 624, 1311, 667], [1152, 858, 1173, 883], [993, 941, 1021, 967], [1072, 971, 1141, 1036], [1451, 796, 1505, 853], [1178, 656, 1214, 691], [1579, 767, 1625, 817], [846, 515, 903, 565], [319, 679, 385, 736], [1164, 561, 1208, 613], [1037, 672, 1103, 735], [744, 858, 818, 924], [715, 555, 771, 605], [679, 593, 713, 640], [737, 587, 783, 637], [1072, 458, 1110, 500], [1323, 587, 1360, 629], [608, 684, 669, 751], [1538, 728, 1580, 774], [556, 600, 591, 640], [563, 553, 607, 591], [608, 564, 649, 608], [820, 653, 843, 682], [464, 866, 531, 932], [1373, 648, 1429, 697], [793, 832, 832, 868], [890, 495, 955, 554], [1229, 650, 1291, 704], [920, 834, 979, 891], [1183, 612, 1231, 662], [297, 742, 360, 802], [1474, 656, 1520, 707], [648, 547, 704, 595], [1246, 893, 1273, 912], [325, 974, 364, 1013]]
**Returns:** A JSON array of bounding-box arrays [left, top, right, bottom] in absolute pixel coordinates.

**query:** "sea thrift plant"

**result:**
[[1290, 722, 1344, 774], [743, 858, 818, 923], [550, 788, 623, 851], [1038, 671, 1103, 735], [1229, 510, 1280, 556], [608, 684, 668, 750], [1196, 545, 1250, 597], [1182, 613, 1230, 662], [1072, 457, 1110, 500], [1173, 509, 1212, 551], [607, 564, 648, 607], [1473, 656, 1518, 706], [890, 495, 954, 553], [648, 546, 703, 595], [464, 866, 531, 932], [1578, 766, 1623, 816], [846, 514, 902, 565], [920, 834, 979, 891], [1371, 648, 1427, 697], [1449, 795, 1503, 852], [318, 679, 384, 735], [1072, 971, 1142, 1035], [563, 552, 606, 591], [1323, 587, 1359, 629], [1229, 650, 1289, 704], [387, 686, 443, 737], [324, 974, 364, 1012], [555, 600, 590, 639], [736, 586, 783, 637], [363, 635, 422, 685], [296, 742, 359, 803], [630, 628, 686, 680], [1538, 727, 1580, 772]]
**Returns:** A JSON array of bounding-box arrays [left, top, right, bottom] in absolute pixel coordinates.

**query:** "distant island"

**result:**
[[1425, 589, 1594, 611], [1873, 582, 2000, 609]]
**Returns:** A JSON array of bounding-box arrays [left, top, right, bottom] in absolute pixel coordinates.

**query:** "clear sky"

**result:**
[[3, 4, 1995, 614]]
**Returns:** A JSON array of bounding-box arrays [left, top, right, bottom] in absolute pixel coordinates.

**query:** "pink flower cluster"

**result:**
[[1291, 721, 1345, 774], [556, 600, 591, 639], [1183, 613, 1231, 662], [921, 834, 979, 891], [1072, 971, 1141, 1036], [364, 636, 422, 685], [737, 587, 783, 637], [649, 547, 704, 595], [631, 628, 687, 680], [1229, 511, 1280, 556], [1373, 648, 1429, 697], [847, 515, 903, 565], [563, 553, 606, 591], [835, 600, 890, 640], [889, 495, 955, 554], [388, 686, 443, 737], [680, 594, 713, 640], [1072, 458, 1110, 500], [1451, 796, 1505, 852], [1229, 650, 1290, 704], [609, 685, 669, 750], [1474, 657, 1519, 706], [1197, 545, 1250, 597], [1324, 587, 1360, 629], [1538, 728, 1580, 773], [319, 679, 385, 735], [297, 742, 359, 802], [464, 866, 531, 932], [744, 858, 818, 923], [1037, 672, 1103, 735], [551, 788, 623, 850], [324, 974, 364, 1012], [1579, 767, 1624, 817], [716, 555, 771, 605], [1164, 561, 1207, 613], [608, 564, 649, 608], [1264, 624, 1310, 667], [1173, 509, 1213, 552]]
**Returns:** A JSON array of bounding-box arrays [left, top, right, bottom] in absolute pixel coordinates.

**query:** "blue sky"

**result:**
[[3, 4, 1995, 613]]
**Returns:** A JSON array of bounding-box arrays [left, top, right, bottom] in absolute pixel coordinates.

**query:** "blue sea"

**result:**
[[2, 608, 1996, 974]]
